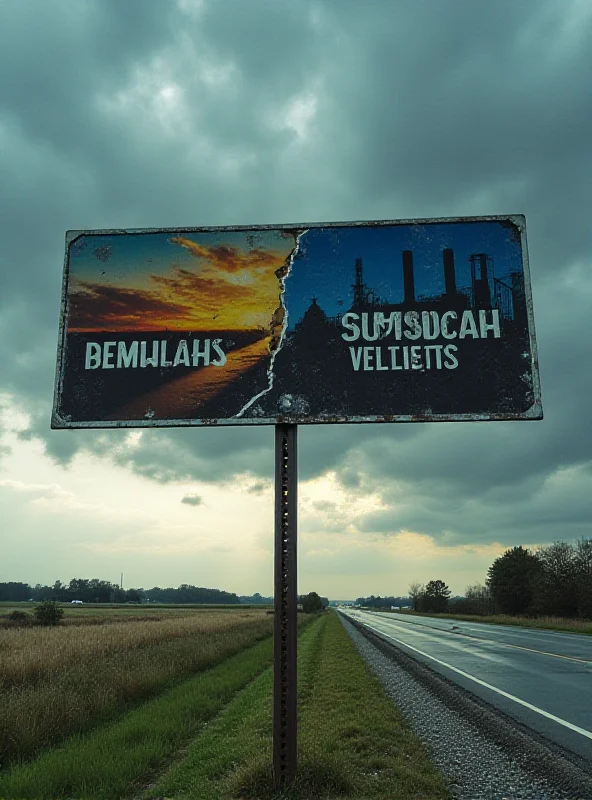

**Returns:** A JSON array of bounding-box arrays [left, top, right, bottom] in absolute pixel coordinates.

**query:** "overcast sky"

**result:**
[[1, 0, 591, 599]]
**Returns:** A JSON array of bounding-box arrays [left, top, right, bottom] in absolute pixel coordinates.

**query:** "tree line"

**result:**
[[356, 583, 452, 614], [0, 580, 330, 609], [355, 595, 412, 609], [407, 538, 591, 618], [0, 579, 241, 605]]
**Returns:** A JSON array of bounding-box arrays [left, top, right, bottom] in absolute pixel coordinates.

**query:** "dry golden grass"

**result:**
[[490, 613, 592, 634], [0, 609, 264, 689], [0, 603, 256, 628], [0, 608, 273, 766]]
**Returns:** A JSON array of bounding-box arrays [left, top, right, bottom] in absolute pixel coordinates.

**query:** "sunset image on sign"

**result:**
[[57, 228, 299, 423]]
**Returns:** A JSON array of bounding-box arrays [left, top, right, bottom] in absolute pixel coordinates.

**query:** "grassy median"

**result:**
[[0, 611, 451, 799], [147, 611, 451, 800]]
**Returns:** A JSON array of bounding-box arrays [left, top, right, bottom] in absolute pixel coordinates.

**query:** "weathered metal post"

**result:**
[[273, 423, 298, 788]]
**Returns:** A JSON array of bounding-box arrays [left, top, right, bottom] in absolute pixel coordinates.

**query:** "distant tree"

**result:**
[[142, 585, 240, 604], [33, 601, 64, 626], [408, 582, 425, 611], [463, 583, 494, 616], [355, 595, 407, 609], [532, 542, 579, 617], [68, 578, 91, 602], [31, 583, 51, 601], [301, 592, 323, 614], [239, 593, 273, 605], [0, 582, 31, 602], [422, 580, 451, 613], [574, 538, 592, 618], [487, 546, 539, 614], [89, 578, 117, 603]]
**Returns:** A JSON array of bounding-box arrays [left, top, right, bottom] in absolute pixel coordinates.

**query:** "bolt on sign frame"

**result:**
[[52, 215, 542, 788]]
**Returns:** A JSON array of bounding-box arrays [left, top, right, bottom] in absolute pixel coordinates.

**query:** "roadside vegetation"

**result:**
[[0, 629, 280, 799], [400, 610, 592, 635], [0, 607, 274, 766], [357, 539, 592, 629], [0, 610, 450, 799], [145, 611, 450, 800]]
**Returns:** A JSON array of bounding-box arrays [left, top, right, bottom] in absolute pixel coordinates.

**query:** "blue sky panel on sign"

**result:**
[[285, 222, 523, 327]]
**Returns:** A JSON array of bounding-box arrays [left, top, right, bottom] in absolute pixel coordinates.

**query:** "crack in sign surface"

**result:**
[[235, 230, 308, 418]]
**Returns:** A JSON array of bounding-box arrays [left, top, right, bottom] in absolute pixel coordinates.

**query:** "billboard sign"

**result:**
[[52, 216, 542, 427]]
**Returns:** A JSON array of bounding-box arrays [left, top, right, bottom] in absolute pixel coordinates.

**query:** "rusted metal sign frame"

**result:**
[[51, 214, 542, 429]]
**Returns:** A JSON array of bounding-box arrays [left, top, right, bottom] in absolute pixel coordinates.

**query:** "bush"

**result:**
[[7, 610, 34, 627], [33, 601, 64, 626], [301, 592, 323, 614]]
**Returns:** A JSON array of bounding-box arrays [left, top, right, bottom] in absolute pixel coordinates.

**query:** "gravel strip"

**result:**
[[340, 614, 592, 800]]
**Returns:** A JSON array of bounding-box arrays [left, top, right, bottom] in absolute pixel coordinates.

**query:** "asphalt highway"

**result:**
[[340, 609, 592, 762]]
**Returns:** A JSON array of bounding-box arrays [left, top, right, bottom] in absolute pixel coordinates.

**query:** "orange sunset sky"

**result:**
[[66, 230, 299, 332]]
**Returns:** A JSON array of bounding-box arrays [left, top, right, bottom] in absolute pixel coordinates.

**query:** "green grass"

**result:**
[[400, 610, 592, 635], [147, 611, 451, 800], [0, 631, 279, 799], [0, 615, 316, 800], [0, 612, 451, 799], [143, 612, 326, 800]]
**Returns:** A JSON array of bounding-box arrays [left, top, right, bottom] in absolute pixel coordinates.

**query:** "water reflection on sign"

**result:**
[[110, 337, 271, 420]]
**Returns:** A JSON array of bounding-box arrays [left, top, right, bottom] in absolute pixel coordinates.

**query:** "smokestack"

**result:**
[[479, 254, 491, 308], [355, 257, 363, 286], [479, 254, 488, 281], [402, 250, 415, 304], [443, 248, 456, 295], [352, 257, 365, 306]]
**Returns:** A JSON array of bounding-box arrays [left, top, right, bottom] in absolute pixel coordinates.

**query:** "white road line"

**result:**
[[354, 617, 592, 741]]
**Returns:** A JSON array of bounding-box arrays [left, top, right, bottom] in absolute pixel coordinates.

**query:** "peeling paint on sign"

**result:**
[[236, 229, 307, 418], [52, 216, 542, 428]]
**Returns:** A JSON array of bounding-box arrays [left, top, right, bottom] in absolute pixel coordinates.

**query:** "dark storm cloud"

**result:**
[[181, 494, 202, 506], [1, 0, 591, 546]]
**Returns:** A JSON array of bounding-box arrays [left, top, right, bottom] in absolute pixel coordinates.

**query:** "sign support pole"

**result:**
[[273, 423, 298, 788]]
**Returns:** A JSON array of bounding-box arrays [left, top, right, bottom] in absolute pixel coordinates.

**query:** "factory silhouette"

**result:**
[[259, 247, 534, 419], [293, 247, 528, 336]]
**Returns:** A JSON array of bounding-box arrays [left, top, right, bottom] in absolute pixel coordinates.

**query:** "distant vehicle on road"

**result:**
[[70, 600, 83, 604]]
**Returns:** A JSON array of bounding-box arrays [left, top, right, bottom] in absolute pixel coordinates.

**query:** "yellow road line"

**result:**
[[495, 641, 592, 664]]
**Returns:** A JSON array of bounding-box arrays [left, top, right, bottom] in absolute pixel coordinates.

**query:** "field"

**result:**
[[0, 605, 275, 766], [0, 605, 450, 799], [0, 602, 271, 626]]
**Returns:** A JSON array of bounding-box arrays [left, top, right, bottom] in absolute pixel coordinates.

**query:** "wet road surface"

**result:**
[[340, 609, 592, 762]]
